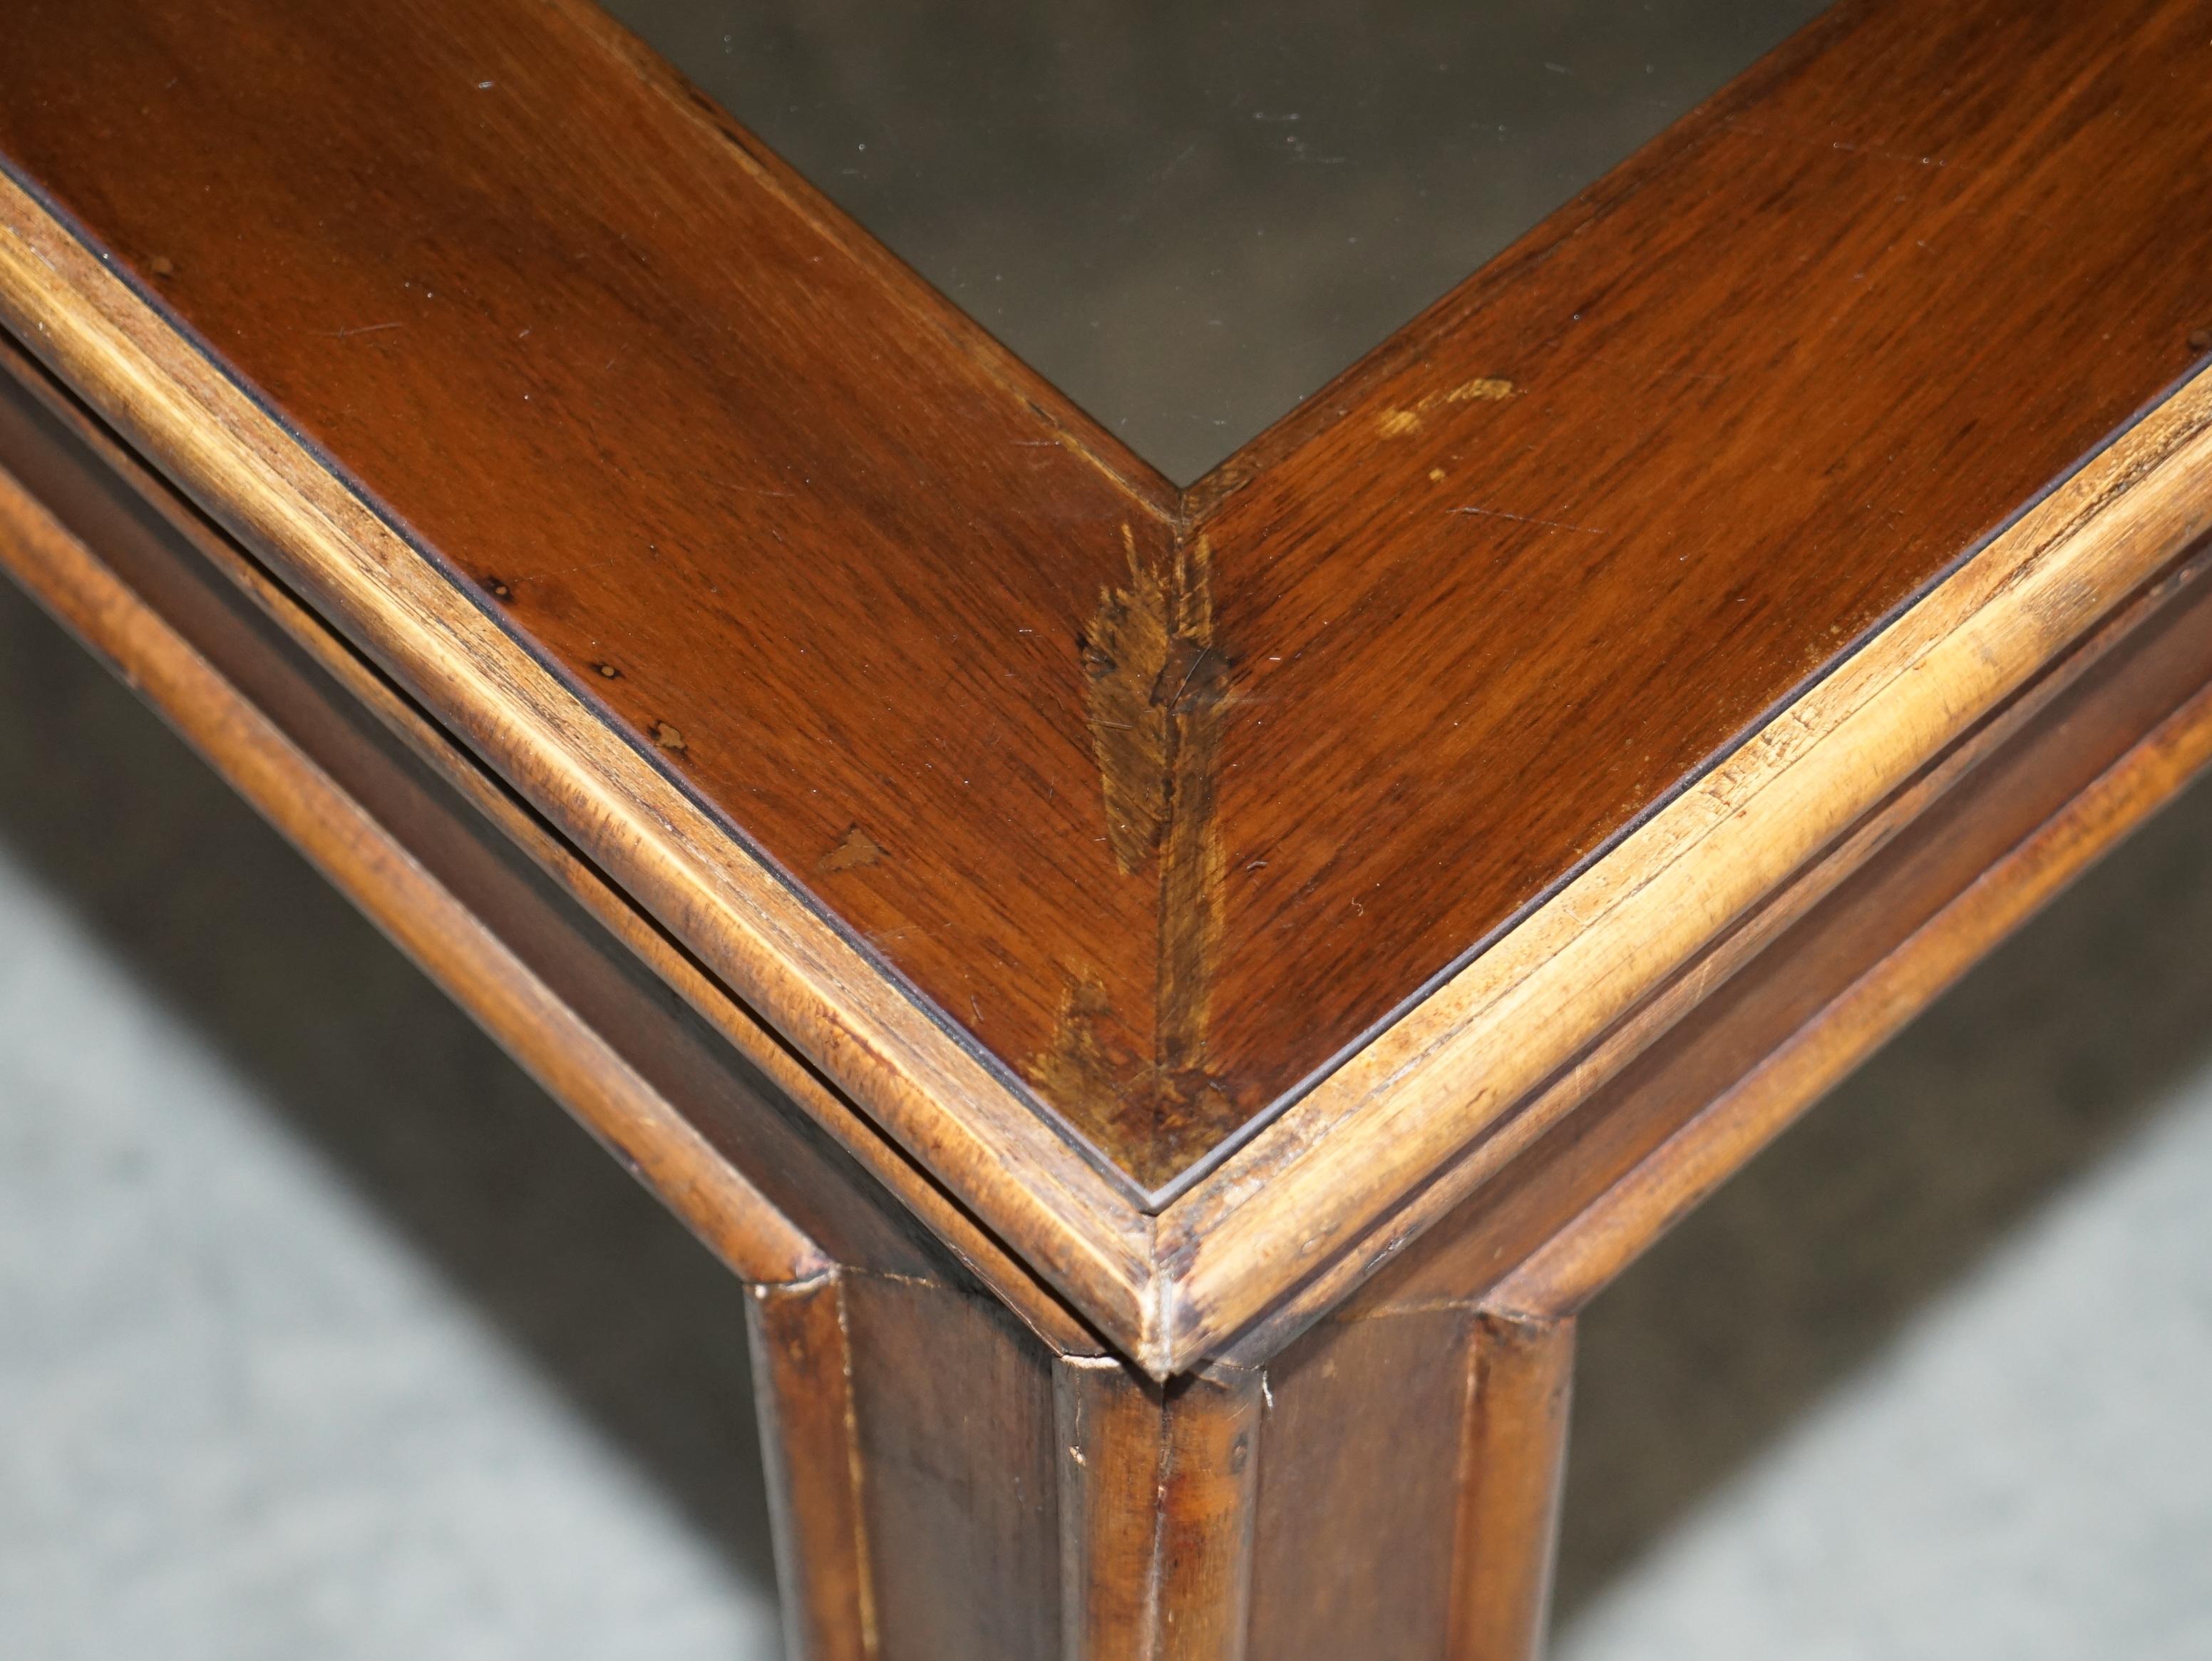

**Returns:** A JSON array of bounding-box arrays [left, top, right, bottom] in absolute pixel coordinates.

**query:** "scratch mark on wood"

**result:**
[[819, 824, 885, 873], [1379, 377, 1518, 438], [1154, 533, 1227, 1097], [1449, 505, 1606, 535], [1081, 525, 1178, 875], [1445, 376, 1516, 402], [1039, 528, 1233, 1178], [1032, 970, 1143, 1136]]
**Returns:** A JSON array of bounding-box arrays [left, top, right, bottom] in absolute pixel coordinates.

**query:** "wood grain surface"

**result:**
[[0, 340, 1113, 1354], [1235, 528, 2212, 1365], [0, 389, 838, 1290], [4, 0, 2210, 1198], [734, 1255, 1576, 1659], [0, 0, 1191, 1181], [0, 140, 1163, 1355], [1486, 577, 2212, 1320], [8, 0, 2212, 1384], [16, 9, 2212, 1635], [1190, 0, 2212, 1162], [1162, 359, 2212, 1371]]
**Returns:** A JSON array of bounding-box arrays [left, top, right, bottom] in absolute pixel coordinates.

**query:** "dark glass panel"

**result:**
[[603, 0, 1831, 483]]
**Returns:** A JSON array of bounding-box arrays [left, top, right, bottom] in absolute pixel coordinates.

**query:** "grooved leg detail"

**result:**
[[747, 1277, 874, 1661], [1057, 1357, 1263, 1660], [749, 1281, 1573, 1660], [1449, 1312, 1576, 1661]]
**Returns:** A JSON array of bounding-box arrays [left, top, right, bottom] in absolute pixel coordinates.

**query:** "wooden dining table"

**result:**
[[3, 0, 2210, 1653]]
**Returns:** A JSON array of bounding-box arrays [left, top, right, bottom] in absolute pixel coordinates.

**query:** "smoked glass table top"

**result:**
[[602, 0, 1833, 482]]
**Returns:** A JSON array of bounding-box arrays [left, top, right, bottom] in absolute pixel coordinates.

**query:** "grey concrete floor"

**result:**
[[7, 536, 2212, 1652], [0, 580, 780, 1657]]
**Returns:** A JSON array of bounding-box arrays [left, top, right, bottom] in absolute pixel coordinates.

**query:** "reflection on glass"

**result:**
[[601, 0, 1831, 483]]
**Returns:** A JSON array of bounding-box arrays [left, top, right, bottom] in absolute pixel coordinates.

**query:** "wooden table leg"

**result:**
[[0, 314, 1565, 1661], [747, 1270, 1575, 1661], [1449, 1312, 1577, 1661], [749, 1277, 879, 1661]]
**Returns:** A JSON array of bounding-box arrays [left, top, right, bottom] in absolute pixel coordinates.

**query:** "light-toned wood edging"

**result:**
[[0, 334, 1108, 1360], [1156, 364, 2212, 1372], [0, 170, 1163, 1354], [1202, 541, 2212, 1372], [0, 455, 831, 1288], [1485, 663, 2212, 1322], [11, 148, 2211, 1382]]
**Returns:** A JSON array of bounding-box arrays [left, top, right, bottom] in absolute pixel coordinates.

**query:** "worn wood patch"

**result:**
[[1033, 533, 1234, 1183]]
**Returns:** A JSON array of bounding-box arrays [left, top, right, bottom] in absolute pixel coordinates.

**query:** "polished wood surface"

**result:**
[[1166, 365, 2212, 1368], [0, 0, 1181, 1184], [1489, 563, 2212, 1319], [6, 0, 2209, 1192], [1193, 0, 2212, 1146], [0, 342, 1108, 1354], [16, 278, 2211, 1649], [8, 0, 2212, 1374], [1230, 526, 2212, 1363], [14, 359, 2211, 1642], [9, 3, 2212, 1649], [0, 161, 1163, 1355]]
